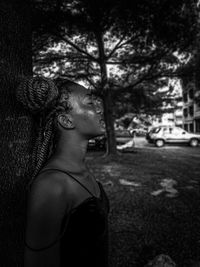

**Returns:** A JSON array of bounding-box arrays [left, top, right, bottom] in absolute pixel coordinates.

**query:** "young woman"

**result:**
[[17, 77, 109, 267]]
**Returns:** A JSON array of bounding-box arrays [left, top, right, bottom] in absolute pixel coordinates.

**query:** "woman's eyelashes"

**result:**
[[88, 100, 94, 105], [84, 95, 102, 111], [86, 99, 94, 107]]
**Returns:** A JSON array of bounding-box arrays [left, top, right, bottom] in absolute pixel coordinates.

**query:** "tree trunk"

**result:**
[[0, 1, 33, 265], [194, 3, 200, 92], [103, 89, 118, 154], [95, 31, 117, 155]]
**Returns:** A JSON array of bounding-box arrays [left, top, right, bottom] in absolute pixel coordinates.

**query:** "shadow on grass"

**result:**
[[87, 150, 200, 267]]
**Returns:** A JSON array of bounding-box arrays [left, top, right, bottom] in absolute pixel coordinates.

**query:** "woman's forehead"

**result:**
[[69, 84, 91, 97], [69, 85, 100, 101]]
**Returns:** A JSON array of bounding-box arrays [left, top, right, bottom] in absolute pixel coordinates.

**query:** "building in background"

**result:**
[[155, 100, 183, 127], [152, 80, 183, 127], [182, 81, 200, 133], [174, 101, 183, 127]]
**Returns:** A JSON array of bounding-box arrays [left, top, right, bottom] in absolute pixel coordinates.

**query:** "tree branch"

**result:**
[[85, 76, 98, 89], [106, 48, 175, 66], [105, 34, 141, 61], [113, 68, 178, 93], [116, 33, 141, 49], [106, 35, 126, 59], [53, 33, 98, 63]]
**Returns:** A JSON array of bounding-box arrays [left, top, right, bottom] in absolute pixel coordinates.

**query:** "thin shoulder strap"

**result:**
[[39, 168, 95, 197], [25, 208, 71, 252]]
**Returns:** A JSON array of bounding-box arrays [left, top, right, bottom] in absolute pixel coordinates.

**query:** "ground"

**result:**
[[86, 137, 200, 267]]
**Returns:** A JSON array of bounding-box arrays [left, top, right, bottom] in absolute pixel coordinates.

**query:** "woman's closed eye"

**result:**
[[84, 94, 102, 109], [87, 100, 94, 106]]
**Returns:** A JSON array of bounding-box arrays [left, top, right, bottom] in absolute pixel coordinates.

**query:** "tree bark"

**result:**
[[194, 3, 200, 92], [0, 1, 33, 265], [95, 31, 117, 155], [103, 89, 118, 155]]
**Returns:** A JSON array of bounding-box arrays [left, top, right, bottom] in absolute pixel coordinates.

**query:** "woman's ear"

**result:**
[[57, 113, 75, 129]]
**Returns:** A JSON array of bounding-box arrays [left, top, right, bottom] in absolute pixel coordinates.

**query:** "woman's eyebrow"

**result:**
[[86, 90, 93, 96], [85, 91, 100, 100], [84, 94, 93, 100], [86, 93, 92, 97]]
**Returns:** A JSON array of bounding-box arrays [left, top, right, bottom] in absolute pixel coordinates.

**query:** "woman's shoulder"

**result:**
[[28, 169, 78, 211], [31, 169, 67, 191]]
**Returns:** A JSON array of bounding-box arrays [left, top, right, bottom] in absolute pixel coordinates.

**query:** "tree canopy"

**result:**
[[32, 0, 198, 153], [33, 0, 197, 83]]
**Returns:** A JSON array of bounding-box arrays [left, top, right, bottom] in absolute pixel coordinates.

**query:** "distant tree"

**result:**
[[0, 0, 32, 265], [191, 1, 200, 104], [193, 1, 200, 93], [32, 0, 198, 154], [177, 1, 200, 103], [112, 79, 169, 118]]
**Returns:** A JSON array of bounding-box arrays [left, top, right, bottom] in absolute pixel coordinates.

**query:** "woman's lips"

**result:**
[[99, 119, 105, 128]]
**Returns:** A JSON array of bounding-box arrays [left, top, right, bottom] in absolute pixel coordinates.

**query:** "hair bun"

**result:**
[[17, 77, 59, 114]]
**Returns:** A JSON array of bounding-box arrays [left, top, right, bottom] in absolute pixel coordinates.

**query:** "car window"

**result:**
[[165, 127, 183, 134], [162, 127, 171, 134], [152, 127, 160, 133], [172, 127, 182, 134]]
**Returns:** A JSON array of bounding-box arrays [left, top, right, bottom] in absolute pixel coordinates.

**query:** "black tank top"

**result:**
[[29, 168, 110, 267]]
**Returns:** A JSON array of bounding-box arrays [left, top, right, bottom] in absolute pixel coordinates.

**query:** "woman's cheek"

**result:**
[[73, 103, 97, 121], [75, 108, 95, 121], [83, 110, 97, 121]]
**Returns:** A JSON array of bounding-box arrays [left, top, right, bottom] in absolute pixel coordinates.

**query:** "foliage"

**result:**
[[112, 79, 169, 118], [32, 0, 197, 88], [31, 0, 198, 153]]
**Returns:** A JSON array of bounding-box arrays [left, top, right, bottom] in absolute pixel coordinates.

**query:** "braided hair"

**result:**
[[16, 76, 74, 187]]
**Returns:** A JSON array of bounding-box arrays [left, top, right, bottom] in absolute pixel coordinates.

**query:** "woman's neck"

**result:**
[[48, 132, 89, 173]]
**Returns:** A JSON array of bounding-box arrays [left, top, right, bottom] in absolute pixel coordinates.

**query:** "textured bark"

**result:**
[[194, 4, 200, 92], [0, 1, 33, 265], [103, 90, 117, 155]]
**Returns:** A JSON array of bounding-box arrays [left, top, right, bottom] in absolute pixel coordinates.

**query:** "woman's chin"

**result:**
[[88, 123, 106, 138], [99, 120, 106, 130], [93, 128, 105, 138], [99, 125, 106, 134]]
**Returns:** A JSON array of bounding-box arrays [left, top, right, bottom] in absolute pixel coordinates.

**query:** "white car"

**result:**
[[146, 126, 200, 147]]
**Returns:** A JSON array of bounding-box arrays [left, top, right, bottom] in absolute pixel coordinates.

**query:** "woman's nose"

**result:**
[[95, 104, 103, 114], [94, 98, 103, 114]]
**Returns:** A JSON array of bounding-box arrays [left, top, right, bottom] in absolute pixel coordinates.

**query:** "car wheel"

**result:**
[[155, 139, 165, 147], [189, 138, 199, 147]]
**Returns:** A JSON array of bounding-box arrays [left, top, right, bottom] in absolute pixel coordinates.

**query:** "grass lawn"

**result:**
[[86, 146, 200, 267]]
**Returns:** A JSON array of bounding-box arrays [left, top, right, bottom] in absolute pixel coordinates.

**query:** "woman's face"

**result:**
[[66, 84, 105, 139]]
